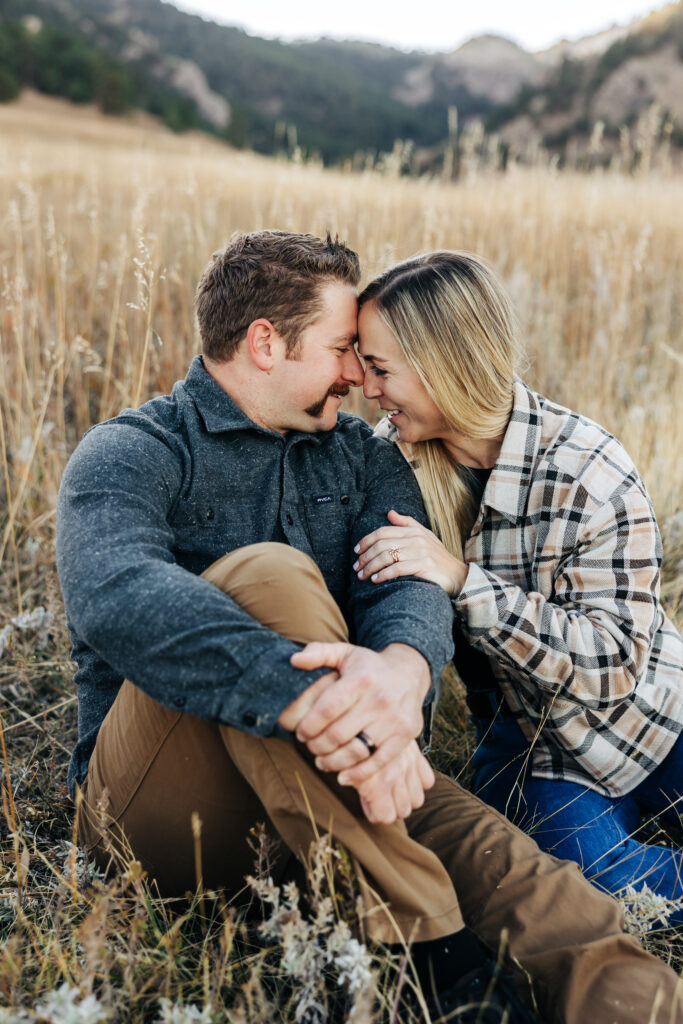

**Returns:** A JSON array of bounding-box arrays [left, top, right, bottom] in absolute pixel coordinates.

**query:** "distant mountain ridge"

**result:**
[[2, 0, 682, 162], [487, 3, 683, 154]]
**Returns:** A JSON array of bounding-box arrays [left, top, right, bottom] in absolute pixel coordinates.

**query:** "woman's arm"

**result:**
[[355, 487, 664, 711], [454, 488, 662, 709]]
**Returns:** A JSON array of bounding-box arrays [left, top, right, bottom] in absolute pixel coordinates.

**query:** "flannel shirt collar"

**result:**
[[182, 354, 326, 445], [483, 379, 543, 523]]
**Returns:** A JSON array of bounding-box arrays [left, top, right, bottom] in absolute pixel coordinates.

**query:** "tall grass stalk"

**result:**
[[0, 94, 681, 1019]]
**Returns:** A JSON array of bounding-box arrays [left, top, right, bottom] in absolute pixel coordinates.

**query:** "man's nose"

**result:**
[[342, 348, 365, 387]]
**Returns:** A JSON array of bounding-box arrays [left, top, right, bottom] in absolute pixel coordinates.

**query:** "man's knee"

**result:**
[[203, 542, 318, 589], [202, 542, 348, 645]]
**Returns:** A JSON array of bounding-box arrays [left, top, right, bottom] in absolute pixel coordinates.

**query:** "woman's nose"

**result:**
[[363, 372, 382, 400], [342, 348, 365, 386]]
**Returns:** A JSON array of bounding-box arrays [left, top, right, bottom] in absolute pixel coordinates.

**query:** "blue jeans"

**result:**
[[471, 714, 683, 926]]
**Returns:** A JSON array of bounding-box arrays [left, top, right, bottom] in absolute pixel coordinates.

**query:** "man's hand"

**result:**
[[354, 740, 435, 824], [277, 669, 339, 732], [283, 640, 431, 783]]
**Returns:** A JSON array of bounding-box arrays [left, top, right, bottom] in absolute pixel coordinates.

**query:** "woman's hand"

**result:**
[[354, 509, 469, 596]]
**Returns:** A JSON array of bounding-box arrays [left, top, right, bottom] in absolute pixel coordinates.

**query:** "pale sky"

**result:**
[[165, 1, 662, 53]]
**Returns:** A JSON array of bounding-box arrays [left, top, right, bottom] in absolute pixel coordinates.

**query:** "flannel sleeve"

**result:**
[[454, 484, 662, 710]]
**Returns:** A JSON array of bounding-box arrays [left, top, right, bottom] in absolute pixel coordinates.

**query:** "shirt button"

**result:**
[[242, 711, 258, 727], [172, 696, 186, 708], [340, 494, 350, 505], [286, 513, 294, 525], [206, 508, 215, 520]]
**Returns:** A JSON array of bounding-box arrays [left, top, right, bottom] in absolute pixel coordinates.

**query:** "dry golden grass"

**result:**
[[0, 93, 682, 1019]]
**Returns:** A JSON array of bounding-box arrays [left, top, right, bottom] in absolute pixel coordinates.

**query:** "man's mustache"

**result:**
[[305, 384, 351, 418]]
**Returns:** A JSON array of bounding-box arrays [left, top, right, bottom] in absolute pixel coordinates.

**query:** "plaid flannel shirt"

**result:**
[[377, 380, 683, 797]]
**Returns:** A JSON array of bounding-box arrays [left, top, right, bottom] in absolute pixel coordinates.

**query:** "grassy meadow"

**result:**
[[1, 93, 682, 1021]]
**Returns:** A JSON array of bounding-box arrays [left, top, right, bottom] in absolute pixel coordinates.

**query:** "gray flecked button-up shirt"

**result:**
[[57, 356, 454, 797]]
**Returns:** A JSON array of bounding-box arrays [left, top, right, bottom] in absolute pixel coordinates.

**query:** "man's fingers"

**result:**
[[303, 700, 387, 755], [277, 670, 338, 730], [313, 736, 371, 774], [418, 754, 436, 790], [337, 734, 407, 787], [295, 679, 358, 742], [290, 641, 354, 672], [354, 743, 432, 825], [360, 793, 397, 825]]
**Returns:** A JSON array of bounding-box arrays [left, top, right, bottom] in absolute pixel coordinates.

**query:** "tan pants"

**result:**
[[80, 543, 683, 1024]]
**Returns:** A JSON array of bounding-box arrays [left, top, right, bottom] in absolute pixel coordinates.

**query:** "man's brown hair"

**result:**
[[195, 230, 361, 362]]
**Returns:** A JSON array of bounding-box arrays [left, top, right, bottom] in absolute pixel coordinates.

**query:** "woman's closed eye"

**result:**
[[368, 365, 388, 377]]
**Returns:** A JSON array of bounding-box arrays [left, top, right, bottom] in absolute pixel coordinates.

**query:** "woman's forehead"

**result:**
[[358, 306, 400, 358]]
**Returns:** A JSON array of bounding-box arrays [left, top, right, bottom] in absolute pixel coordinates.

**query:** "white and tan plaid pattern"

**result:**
[[377, 381, 683, 797]]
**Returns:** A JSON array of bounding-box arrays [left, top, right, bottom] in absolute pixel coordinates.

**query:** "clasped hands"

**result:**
[[277, 641, 434, 825]]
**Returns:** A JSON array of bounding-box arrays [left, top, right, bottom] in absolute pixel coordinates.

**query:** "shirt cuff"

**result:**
[[453, 562, 505, 632], [213, 642, 329, 737]]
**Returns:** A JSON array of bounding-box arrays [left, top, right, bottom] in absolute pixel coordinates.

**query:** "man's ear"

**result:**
[[245, 318, 283, 372]]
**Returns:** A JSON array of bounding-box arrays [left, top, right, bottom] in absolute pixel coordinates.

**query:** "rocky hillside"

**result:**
[[487, 4, 683, 153], [1, 0, 681, 162]]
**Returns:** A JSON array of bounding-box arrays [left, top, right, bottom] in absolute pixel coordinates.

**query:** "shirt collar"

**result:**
[[181, 354, 328, 445], [181, 356, 264, 434], [483, 379, 543, 522]]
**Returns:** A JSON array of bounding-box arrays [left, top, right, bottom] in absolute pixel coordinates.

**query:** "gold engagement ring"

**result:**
[[389, 546, 401, 563]]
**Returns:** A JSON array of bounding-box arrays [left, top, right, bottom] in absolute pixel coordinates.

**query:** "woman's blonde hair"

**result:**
[[359, 251, 522, 559]]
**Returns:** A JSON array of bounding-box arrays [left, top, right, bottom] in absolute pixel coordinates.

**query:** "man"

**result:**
[[57, 230, 683, 1024]]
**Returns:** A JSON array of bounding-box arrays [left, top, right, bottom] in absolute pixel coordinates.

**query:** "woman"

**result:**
[[354, 250, 683, 920]]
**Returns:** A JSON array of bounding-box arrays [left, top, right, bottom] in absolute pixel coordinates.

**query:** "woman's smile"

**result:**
[[359, 303, 452, 443]]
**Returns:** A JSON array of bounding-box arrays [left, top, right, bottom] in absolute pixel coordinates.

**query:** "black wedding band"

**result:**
[[356, 731, 377, 755]]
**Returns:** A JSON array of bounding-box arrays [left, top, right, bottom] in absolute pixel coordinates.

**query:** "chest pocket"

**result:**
[[171, 502, 255, 574], [303, 490, 365, 561]]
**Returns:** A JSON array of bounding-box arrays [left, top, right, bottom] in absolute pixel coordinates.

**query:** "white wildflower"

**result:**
[[155, 998, 213, 1024], [0, 624, 13, 658], [58, 842, 103, 888], [328, 929, 373, 998], [15, 435, 34, 464], [620, 882, 683, 934], [249, 836, 378, 1023], [0, 1008, 31, 1023], [34, 983, 111, 1023], [22, 537, 42, 566], [11, 606, 53, 649]]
